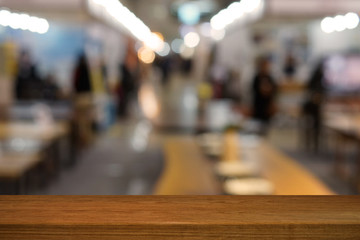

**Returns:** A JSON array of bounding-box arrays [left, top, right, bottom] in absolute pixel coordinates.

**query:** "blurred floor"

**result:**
[[33, 122, 163, 195]]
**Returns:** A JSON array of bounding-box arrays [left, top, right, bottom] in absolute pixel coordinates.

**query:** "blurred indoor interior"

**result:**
[[1, 0, 360, 195]]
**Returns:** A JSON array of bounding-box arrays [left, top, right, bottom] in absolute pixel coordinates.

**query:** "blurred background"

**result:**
[[0, 0, 360, 195]]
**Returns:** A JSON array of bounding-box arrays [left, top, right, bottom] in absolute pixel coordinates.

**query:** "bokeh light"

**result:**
[[184, 32, 200, 48], [138, 47, 156, 64]]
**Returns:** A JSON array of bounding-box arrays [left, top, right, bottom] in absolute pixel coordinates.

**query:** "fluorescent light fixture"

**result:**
[[88, 0, 164, 53], [209, 0, 265, 40], [321, 12, 359, 33], [0, 9, 49, 34], [321, 17, 335, 33]]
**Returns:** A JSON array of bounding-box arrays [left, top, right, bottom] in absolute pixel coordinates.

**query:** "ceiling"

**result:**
[[2, 0, 360, 41], [123, 0, 231, 41]]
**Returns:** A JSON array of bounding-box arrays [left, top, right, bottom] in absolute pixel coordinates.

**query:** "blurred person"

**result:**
[[252, 57, 278, 134], [159, 56, 172, 86], [100, 58, 110, 93], [14, 50, 42, 99], [302, 61, 325, 154], [73, 52, 92, 94], [117, 51, 139, 118], [283, 52, 297, 79], [210, 64, 227, 99], [182, 58, 193, 77]]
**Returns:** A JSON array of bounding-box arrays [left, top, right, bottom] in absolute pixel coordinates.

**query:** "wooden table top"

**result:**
[[0, 121, 69, 142], [0, 121, 68, 179], [325, 112, 360, 137], [0, 153, 42, 179], [257, 141, 333, 195], [155, 135, 333, 195], [0, 196, 359, 239], [154, 136, 221, 195]]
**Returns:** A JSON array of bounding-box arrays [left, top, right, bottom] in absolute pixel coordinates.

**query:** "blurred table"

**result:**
[[256, 141, 333, 195], [155, 135, 333, 195], [154, 135, 221, 195], [0, 121, 69, 142], [324, 112, 360, 192], [0, 153, 41, 179], [0, 121, 70, 194]]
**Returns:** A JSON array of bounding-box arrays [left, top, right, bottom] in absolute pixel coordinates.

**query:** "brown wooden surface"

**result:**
[[0, 196, 359, 239], [155, 135, 333, 195], [154, 136, 221, 195], [0, 153, 41, 178], [324, 112, 360, 191], [0, 121, 69, 142], [258, 142, 334, 195], [0, 121, 68, 179]]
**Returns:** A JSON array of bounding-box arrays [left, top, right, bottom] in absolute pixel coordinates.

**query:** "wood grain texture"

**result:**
[[0, 196, 359, 239]]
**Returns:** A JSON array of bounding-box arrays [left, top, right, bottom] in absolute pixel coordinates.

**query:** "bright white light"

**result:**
[[344, 12, 359, 30], [0, 9, 49, 34], [241, 0, 262, 13], [89, 0, 164, 55], [211, 28, 226, 41], [334, 15, 346, 32], [18, 14, 30, 30], [28, 16, 40, 33], [144, 32, 164, 51], [37, 19, 49, 34], [227, 2, 243, 22], [0, 10, 11, 27], [210, 15, 226, 30], [184, 32, 200, 48], [171, 39, 184, 53], [9, 13, 21, 29], [321, 17, 335, 33], [210, 0, 264, 31], [157, 42, 171, 57]]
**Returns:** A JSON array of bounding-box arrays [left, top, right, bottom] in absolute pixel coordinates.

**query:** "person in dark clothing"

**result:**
[[302, 61, 325, 153], [160, 56, 171, 86], [14, 50, 42, 100], [252, 57, 278, 134], [73, 53, 91, 94], [283, 53, 297, 79], [117, 53, 138, 118]]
